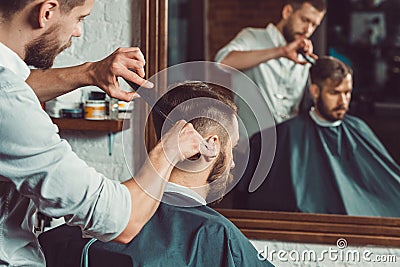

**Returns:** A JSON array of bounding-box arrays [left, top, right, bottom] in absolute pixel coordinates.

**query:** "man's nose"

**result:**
[[338, 93, 349, 106], [72, 24, 82, 37], [304, 23, 314, 36]]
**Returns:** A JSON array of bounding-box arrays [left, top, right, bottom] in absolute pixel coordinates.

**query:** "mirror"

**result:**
[[167, 0, 400, 215], [143, 0, 400, 245]]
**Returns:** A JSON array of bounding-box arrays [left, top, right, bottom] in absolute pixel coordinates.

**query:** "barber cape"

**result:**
[[240, 112, 400, 217], [39, 184, 274, 267]]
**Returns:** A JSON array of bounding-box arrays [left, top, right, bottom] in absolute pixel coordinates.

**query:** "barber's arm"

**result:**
[[115, 120, 204, 243], [220, 46, 285, 70], [220, 38, 317, 70], [26, 47, 151, 102]]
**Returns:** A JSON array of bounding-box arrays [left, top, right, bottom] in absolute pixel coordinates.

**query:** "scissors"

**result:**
[[297, 49, 316, 65]]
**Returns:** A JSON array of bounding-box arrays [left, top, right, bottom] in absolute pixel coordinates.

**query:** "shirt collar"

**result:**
[[165, 182, 207, 205], [0, 42, 31, 80], [266, 23, 287, 47], [309, 107, 343, 127]]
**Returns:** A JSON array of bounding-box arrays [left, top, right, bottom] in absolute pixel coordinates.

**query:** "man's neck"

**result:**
[[169, 170, 209, 199], [274, 20, 285, 36], [309, 108, 342, 127]]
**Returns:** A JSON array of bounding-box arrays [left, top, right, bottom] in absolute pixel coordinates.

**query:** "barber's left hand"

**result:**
[[87, 47, 154, 101]]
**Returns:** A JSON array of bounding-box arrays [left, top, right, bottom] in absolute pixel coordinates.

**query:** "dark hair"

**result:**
[[152, 81, 237, 199], [0, 0, 86, 19], [310, 56, 353, 88], [153, 81, 237, 142], [284, 0, 327, 12]]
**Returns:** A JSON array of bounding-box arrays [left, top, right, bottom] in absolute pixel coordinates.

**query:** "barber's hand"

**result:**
[[283, 38, 318, 65], [87, 47, 153, 101], [157, 120, 205, 165]]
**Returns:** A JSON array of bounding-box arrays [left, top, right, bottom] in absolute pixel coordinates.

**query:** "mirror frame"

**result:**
[[216, 209, 400, 247], [142, 0, 400, 247], [134, 0, 168, 170]]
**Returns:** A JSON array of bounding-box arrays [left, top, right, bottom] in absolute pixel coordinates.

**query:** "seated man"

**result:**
[[39, 82, 274, 267], [239, 56, 400, 216]]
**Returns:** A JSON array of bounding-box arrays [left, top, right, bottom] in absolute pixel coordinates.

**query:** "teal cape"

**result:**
[[238, 113, 400, 216], [39, 192, 274, 266]]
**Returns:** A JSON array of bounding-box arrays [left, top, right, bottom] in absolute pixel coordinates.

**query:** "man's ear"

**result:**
[[204, 135, 220, 162], [282, 4, 294, 20], [309, 84, 320, 103], [37, 0, 59, 28]]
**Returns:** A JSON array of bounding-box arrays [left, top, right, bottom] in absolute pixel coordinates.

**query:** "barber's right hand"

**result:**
[[88, 47, 153, 102], [283, 38, 317, 64], [157, 120, 205, 165]]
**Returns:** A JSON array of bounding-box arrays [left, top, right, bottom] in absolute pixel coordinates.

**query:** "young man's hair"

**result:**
[[284, 0, 327, 12], [310, 56, 353, 89], [0, 0, 86, 19], [152, 81, 237, 201]]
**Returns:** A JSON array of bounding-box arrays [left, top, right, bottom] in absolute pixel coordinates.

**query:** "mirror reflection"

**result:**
[[168, 0, 400, 217]]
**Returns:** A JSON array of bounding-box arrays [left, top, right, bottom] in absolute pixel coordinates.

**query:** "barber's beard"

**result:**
[[316, 97, 347, 122], [282, 23, 296, 43], [24, 25, 72, 69], [282, 19, 306, 43]]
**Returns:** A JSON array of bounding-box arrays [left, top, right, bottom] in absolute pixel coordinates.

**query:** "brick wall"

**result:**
[[206, 0, 284, 60]]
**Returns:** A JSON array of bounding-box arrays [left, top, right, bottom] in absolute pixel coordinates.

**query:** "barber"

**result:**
[[215, 0, 326, 133]]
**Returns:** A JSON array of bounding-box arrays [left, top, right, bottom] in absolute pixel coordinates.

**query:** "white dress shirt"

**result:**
[[0, 42, 131, 266], [216, 24, 310, 136]]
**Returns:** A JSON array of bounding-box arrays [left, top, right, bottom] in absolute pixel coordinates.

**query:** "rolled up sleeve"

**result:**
[[215, 28, 255, 63]]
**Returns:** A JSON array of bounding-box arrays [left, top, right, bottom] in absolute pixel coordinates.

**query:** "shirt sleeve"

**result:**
[[0, 73, 131, 242], [215, 28, 256, 63]]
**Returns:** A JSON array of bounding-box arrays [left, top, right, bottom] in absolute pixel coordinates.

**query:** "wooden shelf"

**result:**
[[51, 118, 130, 133], [51, 118, 131, 156]]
